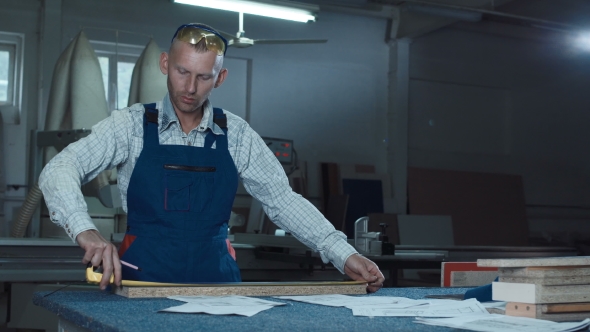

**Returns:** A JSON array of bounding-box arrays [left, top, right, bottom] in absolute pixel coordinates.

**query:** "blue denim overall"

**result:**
[[119, 104, 241, 283]]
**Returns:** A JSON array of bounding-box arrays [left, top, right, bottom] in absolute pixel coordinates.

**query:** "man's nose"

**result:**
[[186, 78, 197, 94]]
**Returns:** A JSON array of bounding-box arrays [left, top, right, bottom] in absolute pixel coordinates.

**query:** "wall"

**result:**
[[2, 0, 590, 245], [0, 0, 40, 236], [0, 0, 389, 235], [407, 22, 590, 245]]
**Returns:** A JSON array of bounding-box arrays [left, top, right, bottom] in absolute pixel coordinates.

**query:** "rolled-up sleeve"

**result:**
[[39, 109, 131, 242], [233, 122, 357, 273]]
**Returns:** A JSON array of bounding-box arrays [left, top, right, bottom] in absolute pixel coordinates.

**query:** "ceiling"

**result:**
[[295, 0, 590, 39]]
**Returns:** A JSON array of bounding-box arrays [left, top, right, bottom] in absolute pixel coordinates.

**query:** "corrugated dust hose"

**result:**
[[10, 183, 43, 237]]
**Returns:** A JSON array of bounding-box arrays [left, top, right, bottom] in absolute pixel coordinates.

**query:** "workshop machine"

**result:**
[[354, 217, 396, 256]]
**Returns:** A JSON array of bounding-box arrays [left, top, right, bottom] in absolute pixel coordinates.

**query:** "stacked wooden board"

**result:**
[[114, 281, 368, 298], [479, 256, 590, 322], [87, 266, 368, 298], [440, 262, 498, 287]]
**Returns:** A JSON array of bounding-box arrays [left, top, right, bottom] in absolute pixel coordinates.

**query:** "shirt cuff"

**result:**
[[63, 211, 97, 243], [321, 238, 358, 274]]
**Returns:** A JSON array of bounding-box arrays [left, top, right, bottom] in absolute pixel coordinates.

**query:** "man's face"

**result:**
[[159, 41, 227, 115]]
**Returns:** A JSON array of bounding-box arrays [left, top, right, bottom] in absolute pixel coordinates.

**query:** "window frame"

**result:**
[[90, 40, 144, 111], [0, 31, 24, 124]]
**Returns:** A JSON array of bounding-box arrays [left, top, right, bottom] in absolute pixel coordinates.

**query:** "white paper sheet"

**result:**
[[480, 301, 507, 309], [168, 295, 285, 307], [274, 294, 428, 309], [415, 314, 590, 332], [160, 295, 286, 317], [159, 303, 276, 317], [426, 299, 473, 305], [352, 299, 489, 317]]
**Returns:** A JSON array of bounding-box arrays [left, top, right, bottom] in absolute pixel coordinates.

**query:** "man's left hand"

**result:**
[[344, 254, 385, 293]]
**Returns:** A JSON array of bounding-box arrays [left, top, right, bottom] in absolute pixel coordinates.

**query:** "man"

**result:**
[[39, 23, 385, 292]]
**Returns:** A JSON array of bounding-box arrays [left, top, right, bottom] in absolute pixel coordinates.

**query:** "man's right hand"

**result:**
[[76, 230, 122, 290]]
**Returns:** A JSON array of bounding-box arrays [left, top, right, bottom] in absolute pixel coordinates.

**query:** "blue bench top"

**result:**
[[33, 286, 472, 332]]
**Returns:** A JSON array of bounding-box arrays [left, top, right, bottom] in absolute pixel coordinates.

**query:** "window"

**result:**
[[0, 44, 16, 104], [0, 32, 23, 124], [91, 41, 143, 111]]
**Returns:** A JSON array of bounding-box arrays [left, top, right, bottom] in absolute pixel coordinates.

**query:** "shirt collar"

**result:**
[[161, 93, 224, 135]]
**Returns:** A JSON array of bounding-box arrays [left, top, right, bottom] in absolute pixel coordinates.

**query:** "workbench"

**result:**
[[234, 233, 579, 286], [1, 235, 577, 286], [33, 287, 473, 332]]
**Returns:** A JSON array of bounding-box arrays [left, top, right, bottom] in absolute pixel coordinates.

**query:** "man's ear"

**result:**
[[214, 68, 228, 88], [159, 52, 169, 75]]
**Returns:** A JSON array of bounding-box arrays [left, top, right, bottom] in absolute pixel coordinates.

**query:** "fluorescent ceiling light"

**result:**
[[575, 32, 590, 51], [172, 0, 318, 23]]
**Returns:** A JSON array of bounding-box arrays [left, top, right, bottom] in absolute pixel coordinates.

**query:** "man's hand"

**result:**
[[344, 254, 385, 293], [77, 230, 122, 290]]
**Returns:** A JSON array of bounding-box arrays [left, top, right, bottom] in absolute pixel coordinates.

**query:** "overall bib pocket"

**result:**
[[164, 164, 216, 212]]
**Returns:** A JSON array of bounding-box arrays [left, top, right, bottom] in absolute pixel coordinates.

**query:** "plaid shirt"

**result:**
[[39, 94, 357, 273]]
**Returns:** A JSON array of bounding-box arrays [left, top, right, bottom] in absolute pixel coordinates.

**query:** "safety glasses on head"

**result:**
[[171, 24, 228, 56]]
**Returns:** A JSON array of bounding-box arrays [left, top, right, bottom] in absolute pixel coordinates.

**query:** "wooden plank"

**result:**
[[441, 262, 497, 287], [450, 271, 499, 287], [325, 194, 349, 232], [527, 266, 590, 270], [505, 302, 537, 318], [498, 266, 590, 278], [500, 275, 590, 286], [320, 162, 341, 212], [543, 303, 590, 313], [506, 302, 590, 322], [114, 281, 368, 298], [478, 257, 590, 268], [88, 267, 367, 298], [407, 167, 528, 246]]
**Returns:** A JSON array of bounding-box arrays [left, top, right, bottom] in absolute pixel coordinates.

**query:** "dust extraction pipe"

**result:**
[[10, 184, 43, 238]]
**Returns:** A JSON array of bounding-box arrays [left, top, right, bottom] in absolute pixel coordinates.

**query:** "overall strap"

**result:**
[[204, 107, 228, 150], [142, 103, 159, 146], [213, 107, 228, 131]]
